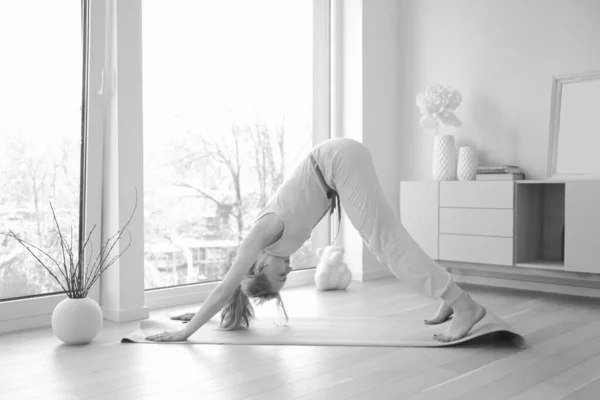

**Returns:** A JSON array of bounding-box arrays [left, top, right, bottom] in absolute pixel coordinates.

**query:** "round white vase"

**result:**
[[432, 134, 457, 180], [52, 297, 103, 345], [457, 146, 478, 181]]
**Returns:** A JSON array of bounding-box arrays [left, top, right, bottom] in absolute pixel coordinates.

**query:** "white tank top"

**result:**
[[253, 152, 331, 257]]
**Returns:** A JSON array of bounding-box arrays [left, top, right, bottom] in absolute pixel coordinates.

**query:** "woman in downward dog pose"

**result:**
[[146, 138, 486, 343]]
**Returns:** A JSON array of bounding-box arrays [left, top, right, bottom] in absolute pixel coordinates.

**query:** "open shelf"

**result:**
[[516, 260, 564, 270], [515, 182, 565, 270]]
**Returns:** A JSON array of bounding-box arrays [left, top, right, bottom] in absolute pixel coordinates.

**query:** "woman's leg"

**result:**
[[314, 138, 485, 342]]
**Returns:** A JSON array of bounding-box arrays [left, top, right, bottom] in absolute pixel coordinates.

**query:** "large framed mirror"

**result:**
[[547, 70, 600, 180]]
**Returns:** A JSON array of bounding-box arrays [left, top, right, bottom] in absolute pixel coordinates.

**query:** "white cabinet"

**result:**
[[401, 181, 515, 266], [399, 181, 438, 259], [564, 181, 600, 273], [438, 181, 515, 265], [400, 179, 600, 274]]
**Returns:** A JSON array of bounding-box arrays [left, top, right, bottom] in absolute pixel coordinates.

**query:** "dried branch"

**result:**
[[2, 190, 139, 298], [2, 231, 70, 295]]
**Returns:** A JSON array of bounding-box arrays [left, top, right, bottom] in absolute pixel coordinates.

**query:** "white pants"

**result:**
[[313, 138, 463, 304]]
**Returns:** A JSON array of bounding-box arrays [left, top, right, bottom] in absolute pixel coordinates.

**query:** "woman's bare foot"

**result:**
[[424, 301, 454, 325], [434, 293, 486, 342]]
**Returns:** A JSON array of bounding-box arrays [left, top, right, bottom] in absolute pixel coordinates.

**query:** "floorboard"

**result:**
[[1, 279, 600, 400]]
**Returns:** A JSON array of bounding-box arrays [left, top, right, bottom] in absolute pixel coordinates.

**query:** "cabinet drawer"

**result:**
[[439, 234, 514, 266], [439, 208, 514, 237], [440, 182, 514, 209]]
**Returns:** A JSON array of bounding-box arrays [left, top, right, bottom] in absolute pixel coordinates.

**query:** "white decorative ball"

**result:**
[[52, 297, 103, 345]]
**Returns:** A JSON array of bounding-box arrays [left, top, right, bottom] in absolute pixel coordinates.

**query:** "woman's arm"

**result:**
[[147, 214, 283, 341]]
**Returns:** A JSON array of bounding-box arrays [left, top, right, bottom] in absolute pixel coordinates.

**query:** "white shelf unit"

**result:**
[[400, 179, 600, 275]]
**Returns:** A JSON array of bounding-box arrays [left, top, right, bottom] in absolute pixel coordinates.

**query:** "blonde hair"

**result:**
[[219, 258, 289, 330]]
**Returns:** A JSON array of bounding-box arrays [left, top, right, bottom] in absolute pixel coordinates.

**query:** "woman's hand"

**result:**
[[145, 330, 190, 342], [170, 312, 195, 322]]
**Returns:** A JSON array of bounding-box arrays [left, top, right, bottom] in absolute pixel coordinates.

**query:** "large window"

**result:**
[[0, 0, 329, 331], [142, 0, 324, 289], [0, 1, 84, 301]]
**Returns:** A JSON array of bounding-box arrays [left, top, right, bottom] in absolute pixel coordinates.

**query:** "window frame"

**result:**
[[142, 0, 333, 309], [0, 0, 333, 332], [0, 0, 105, 333]]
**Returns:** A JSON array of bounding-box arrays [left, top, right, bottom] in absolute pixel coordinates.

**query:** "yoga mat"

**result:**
[[122, 311, 525, 348]]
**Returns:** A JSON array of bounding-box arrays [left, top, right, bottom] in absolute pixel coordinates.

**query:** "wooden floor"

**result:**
[[2, 278, 600, 400]]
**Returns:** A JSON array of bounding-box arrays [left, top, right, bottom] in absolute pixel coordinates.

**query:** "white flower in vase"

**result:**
[[416, 84, 463, 132], [416, 84, 464, 180]]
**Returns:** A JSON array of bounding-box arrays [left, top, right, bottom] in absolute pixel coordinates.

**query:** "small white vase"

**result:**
[[52, 297, 103, 345], [457, 146, 478, 181], [432, 134, 457, 180]]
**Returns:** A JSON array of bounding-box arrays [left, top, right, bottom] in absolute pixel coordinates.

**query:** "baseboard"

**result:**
[[102, 305, 150, 322], [361, 268, 393, 281], [0, 294, 83, 334], [285, 268, 316, 289], [0, 270, 317, 333], [452, 273, 600, 298], [0, 302, 150, 334], [0, 314, 52, 335], [145, 282, 218, 310], [445, 261, 600, 298], [145, 268, 317, 310], [0, 293, 66, 321]]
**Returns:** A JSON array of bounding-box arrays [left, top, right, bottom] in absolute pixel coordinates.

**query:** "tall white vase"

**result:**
[[432, 134, 457, 180], [457, 146, 478, 180]]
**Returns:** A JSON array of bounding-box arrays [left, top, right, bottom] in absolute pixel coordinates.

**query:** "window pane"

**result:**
[[143, 0, 319, 289], [0, 2, 83, 300]]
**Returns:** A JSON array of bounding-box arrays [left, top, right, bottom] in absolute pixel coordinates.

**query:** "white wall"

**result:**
[[397, 0, 600, 182], [361, 0, 403, 277], [338, 0, 366, 279], [339, 0, 600, 278], [338, 0, 402, 279], [100, 0, 148, 322]]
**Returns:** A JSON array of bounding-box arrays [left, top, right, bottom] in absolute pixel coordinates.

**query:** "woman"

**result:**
[[146, 138, 486, 343]]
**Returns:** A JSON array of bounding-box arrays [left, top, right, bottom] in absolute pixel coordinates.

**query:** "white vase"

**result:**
[[52, 297, 103, 345], [432, 134, 457, 180], [457, 146, 478, 181]]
